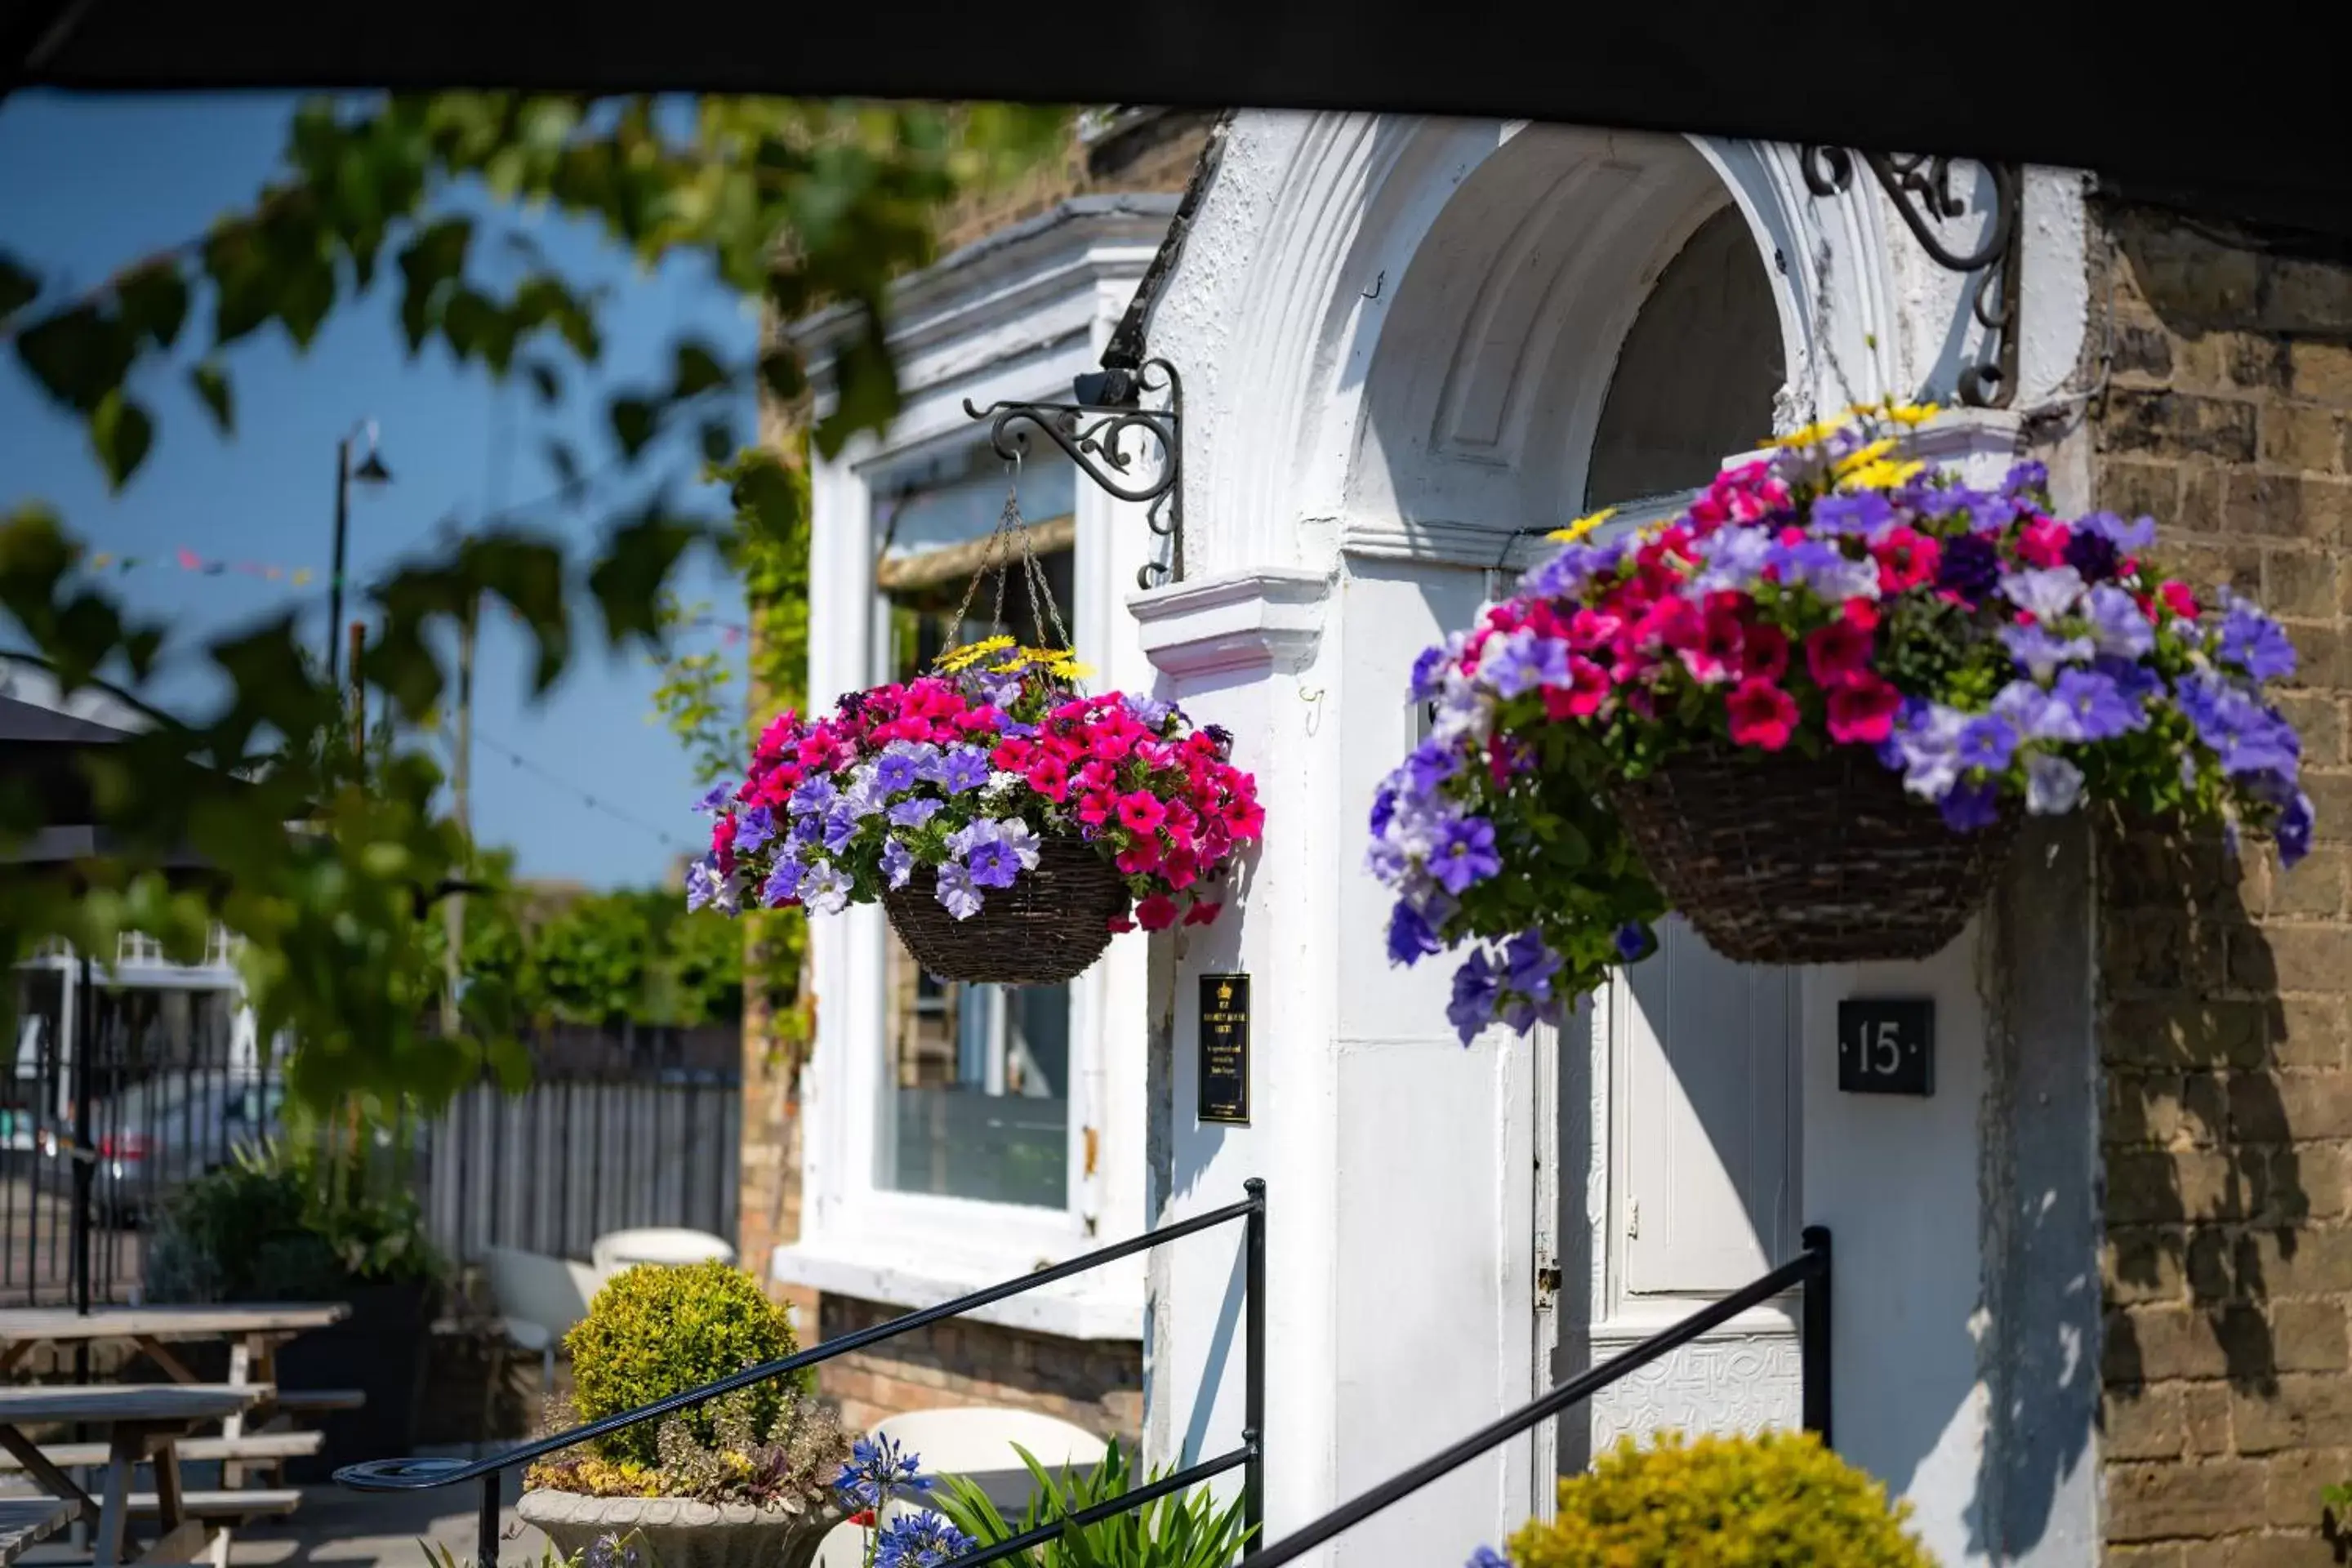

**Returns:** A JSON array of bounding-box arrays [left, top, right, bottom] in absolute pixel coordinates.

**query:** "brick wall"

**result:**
[[737, 111, 1210, 1437], [815, 1294, 1143, 1443], [2095, 201, 2352, 1565]]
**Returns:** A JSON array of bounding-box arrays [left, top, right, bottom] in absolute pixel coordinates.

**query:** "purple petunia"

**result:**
[[733, 805, 777, 855], [2078, 510, 2158, 550], [2063, 529, 2120, 583], [880, 838, 915, 891], [693, 782, 736, 816], [937, 746, 992, 795], [1956, 715, 2020, 773], [2278, 791, 2316, 868], [2002, 565, 2087, 625], [1691, 524, 1775, 591], [2000, 623, 2095, 684], [2051, 668, 2148, 742], [2025, 753, 2086, 816], [762, 853, 805, 906], [933, 861, 982, 920], [2218, 595, 2299, 683], [1480, 628, 1570, 699], [965, 837, 1025, 889], [800, 861, 852, 916], [1369, 785, 1398, 838], [889, 797, 944, 829], [1387, 901, 1442, 966], [1405, 737, 1462, 797], [790, 811, 827, 848], [822, 806, 861, 853], [1810, 491, 1897, 538], [1123, 692, 1175, 728], [1408, 643, 1454, 703], [1429, 816, 1503, 894], [872, 746, 925, 795], [1937, 533, 2002, 602], [2084, 584, 2155, 659], [1614, 922, 1654, 963], [1940, 778, 2006, 832], [789, 775, 840, 817], [1446, 950, 1502, 1046], [2003, 459, 2051, 497]]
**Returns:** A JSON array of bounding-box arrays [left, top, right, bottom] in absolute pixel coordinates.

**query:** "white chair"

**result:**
[[590, 1227, 738, 1278], [810, 1407, 1108, 1568], [479, 1246, 604, 1449]]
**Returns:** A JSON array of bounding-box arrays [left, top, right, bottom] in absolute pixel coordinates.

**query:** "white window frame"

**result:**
[[772, 202, 1175, 1340]]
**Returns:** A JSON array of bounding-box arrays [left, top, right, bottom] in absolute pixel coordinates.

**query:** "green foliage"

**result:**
[[0, 94, 1068, 1111], [145, 1131, 443, 1303], [526, 1385, 848, 1511], [1507, 1430, 1933, 1568], [564, 1259, 800, 1467], [930, 1441, 1256, 1568]]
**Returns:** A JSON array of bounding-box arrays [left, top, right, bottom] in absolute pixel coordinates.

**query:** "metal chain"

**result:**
[[935, 458, 1073, 662]]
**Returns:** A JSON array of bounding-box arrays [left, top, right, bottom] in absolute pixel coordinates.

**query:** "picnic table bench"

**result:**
[[0, 1383, 263, 1568]]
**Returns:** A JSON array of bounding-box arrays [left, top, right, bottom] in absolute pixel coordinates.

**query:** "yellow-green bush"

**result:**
[[564, 1261, 797, 1466], [1509, 1429, 1933, 1568]]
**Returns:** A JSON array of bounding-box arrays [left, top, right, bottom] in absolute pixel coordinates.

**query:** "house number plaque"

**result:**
[[1198, 973, 1251, 1125], [1838, 998, 1935, 1097]]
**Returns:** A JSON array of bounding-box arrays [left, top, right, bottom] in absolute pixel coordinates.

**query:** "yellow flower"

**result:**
[[1842, 457, 1927, 491], [1047, 657, 1094, 680], [1547, 507, 1617, 543], [1831, 438, 1897, 477], [1885, 401, 1939, 427], [1771, 416, 1847, 451], [936, 635, 1014, 673]]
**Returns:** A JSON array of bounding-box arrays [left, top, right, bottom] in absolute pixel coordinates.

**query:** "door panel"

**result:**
[[1619, 917, 1797, 1296]]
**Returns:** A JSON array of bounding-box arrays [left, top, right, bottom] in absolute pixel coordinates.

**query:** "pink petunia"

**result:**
[[2016, 519, 2072, 569], [1826, 675, 1903, 745], [1077, 791, 1119, 828], [1135, 894, 1180, 932], [1740, 624, 1790, 683], [1804, 618, 1874, 690], [1116, 792, 1169, 835], [1679, 607, 1745, 686], [1027, 755, 1073, 801], [1870, 527, 1941, 595], [1107, 913, 1137, 933], [1726, 679, 1799, 751], [1162, 848, 1200, 889], [1541, 656, 1612, 720], [2158, 581, 2198, 620], [1117, 840, 1164, 875], [1183, 900, 1223, 927], [1222, 795, 1266, 842]]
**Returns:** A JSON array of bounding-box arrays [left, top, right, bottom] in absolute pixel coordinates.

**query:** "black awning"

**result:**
[[8, 2, 2351, 242]]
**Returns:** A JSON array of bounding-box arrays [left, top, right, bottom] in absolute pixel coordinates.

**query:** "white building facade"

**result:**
[[791, 113, 2114, 1565]]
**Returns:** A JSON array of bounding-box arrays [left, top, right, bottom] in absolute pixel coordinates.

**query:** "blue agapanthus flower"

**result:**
[[833, 1435, 929, 1512], [873, 1513, 972, 1568]]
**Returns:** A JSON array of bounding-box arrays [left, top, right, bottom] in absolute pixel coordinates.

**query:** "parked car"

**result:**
[[85, 1072, 286, 1226]]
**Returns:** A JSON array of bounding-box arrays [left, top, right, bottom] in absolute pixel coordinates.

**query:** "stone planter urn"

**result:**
[[518, 1490, 841, 1568]]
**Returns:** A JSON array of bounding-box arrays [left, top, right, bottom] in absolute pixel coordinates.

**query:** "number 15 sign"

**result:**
[[1838, 998, 1935, 1097]]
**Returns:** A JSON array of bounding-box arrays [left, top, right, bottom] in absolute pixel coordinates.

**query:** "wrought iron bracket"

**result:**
[[964, 358, 1183, 590], [1801, 148, 2024, 410]]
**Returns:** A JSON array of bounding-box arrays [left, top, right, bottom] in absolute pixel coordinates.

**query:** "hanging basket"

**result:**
[[1606, 743, 2019, 965], [883, 831, 1133, 986]]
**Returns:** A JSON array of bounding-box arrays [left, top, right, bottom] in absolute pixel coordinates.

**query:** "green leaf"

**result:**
[[114, 262, 190, 350], [189, 362, 234, 435], [589, 508, 704, 647], [697, 416, 735, 465], [0, 252, 37, 325], [14, 305, 136, 415], [608, 395, 659, 458], [670, 338, 729, 399], [523, 360, 563, 407], [755, 346, 803, 402], [544, 438, 585, 497], [89, 390, 155, 489]]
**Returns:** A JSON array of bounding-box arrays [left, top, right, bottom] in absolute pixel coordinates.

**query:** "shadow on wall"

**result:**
[[2099, 818, 2297, 1409]]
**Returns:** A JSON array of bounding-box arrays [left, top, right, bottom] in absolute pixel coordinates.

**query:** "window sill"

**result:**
[[770, 1232, 1144, 1343]]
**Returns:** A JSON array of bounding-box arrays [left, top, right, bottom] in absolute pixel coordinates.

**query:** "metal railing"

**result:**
[[1235, 1226, 1833, 1567], [338, 1180, 1268, 1568]]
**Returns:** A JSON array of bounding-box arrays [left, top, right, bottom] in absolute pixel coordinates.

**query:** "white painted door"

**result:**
[[1544, 915, 1804, 1472]]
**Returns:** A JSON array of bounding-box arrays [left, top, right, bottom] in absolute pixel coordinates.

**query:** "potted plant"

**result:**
[[688, 637, 1263, 986], [1369, 402, 2315, 1039], [931, 1438, 1256, 1568], [145, 1125, 445, 1478], [1470, 1428, 1931, 1567], [520, 1261, 849, 1568]]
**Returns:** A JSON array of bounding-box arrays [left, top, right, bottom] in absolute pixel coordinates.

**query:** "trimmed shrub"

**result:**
[[564, 1260, 796, 1466], [1508, 1429, 1933, 1568]]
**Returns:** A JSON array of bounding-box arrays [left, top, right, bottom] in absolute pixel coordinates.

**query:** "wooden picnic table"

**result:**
[[0, 1383, 261, 1568], [0, 1304, 348, 1445]]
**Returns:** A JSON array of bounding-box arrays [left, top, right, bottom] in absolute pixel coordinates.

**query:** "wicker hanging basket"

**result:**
[[883, 832, 1132, 986], [1606, 743, 2019, 964]]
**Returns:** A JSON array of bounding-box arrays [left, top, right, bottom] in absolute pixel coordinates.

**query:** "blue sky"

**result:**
[[0, 92, 760, 889]]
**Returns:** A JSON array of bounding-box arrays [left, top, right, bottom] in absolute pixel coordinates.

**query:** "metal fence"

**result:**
[[5, 958, 743, 1306]]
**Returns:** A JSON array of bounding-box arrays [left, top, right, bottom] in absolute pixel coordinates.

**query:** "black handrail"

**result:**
[[336, 1181, 1267, 1568], [1236, 1225, 1832, 1568]]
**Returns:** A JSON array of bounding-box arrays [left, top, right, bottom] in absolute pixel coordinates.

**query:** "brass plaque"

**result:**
[[1198, 973, 1250, 1125]]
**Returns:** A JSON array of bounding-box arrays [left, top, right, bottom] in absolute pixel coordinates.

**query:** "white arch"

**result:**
[[1152, 112, 1908, 578]]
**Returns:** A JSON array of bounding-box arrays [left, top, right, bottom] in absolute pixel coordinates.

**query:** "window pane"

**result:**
[[880, 945, 1071, 1209]]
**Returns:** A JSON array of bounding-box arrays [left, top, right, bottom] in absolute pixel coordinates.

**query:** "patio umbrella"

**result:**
[[4, 3, 2350, 239]]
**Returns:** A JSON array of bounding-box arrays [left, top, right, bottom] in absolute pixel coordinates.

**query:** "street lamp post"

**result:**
[[327, 421, 392, 689]]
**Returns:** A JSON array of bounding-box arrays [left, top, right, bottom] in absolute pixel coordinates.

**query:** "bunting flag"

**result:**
[[87, 548, 317, 586]]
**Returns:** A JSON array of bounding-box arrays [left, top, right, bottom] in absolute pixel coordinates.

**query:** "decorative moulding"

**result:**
[[1128, 567, 1330, 679]]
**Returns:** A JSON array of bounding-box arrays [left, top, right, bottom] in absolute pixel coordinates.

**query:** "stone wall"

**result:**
[[2094, 200, 2352, 1565], [738, 110, 1210, 1433]]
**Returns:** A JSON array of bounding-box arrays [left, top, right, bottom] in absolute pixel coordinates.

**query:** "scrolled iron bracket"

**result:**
[[964, 358, 1184, 590], [1801, 147, 2024, 410]]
